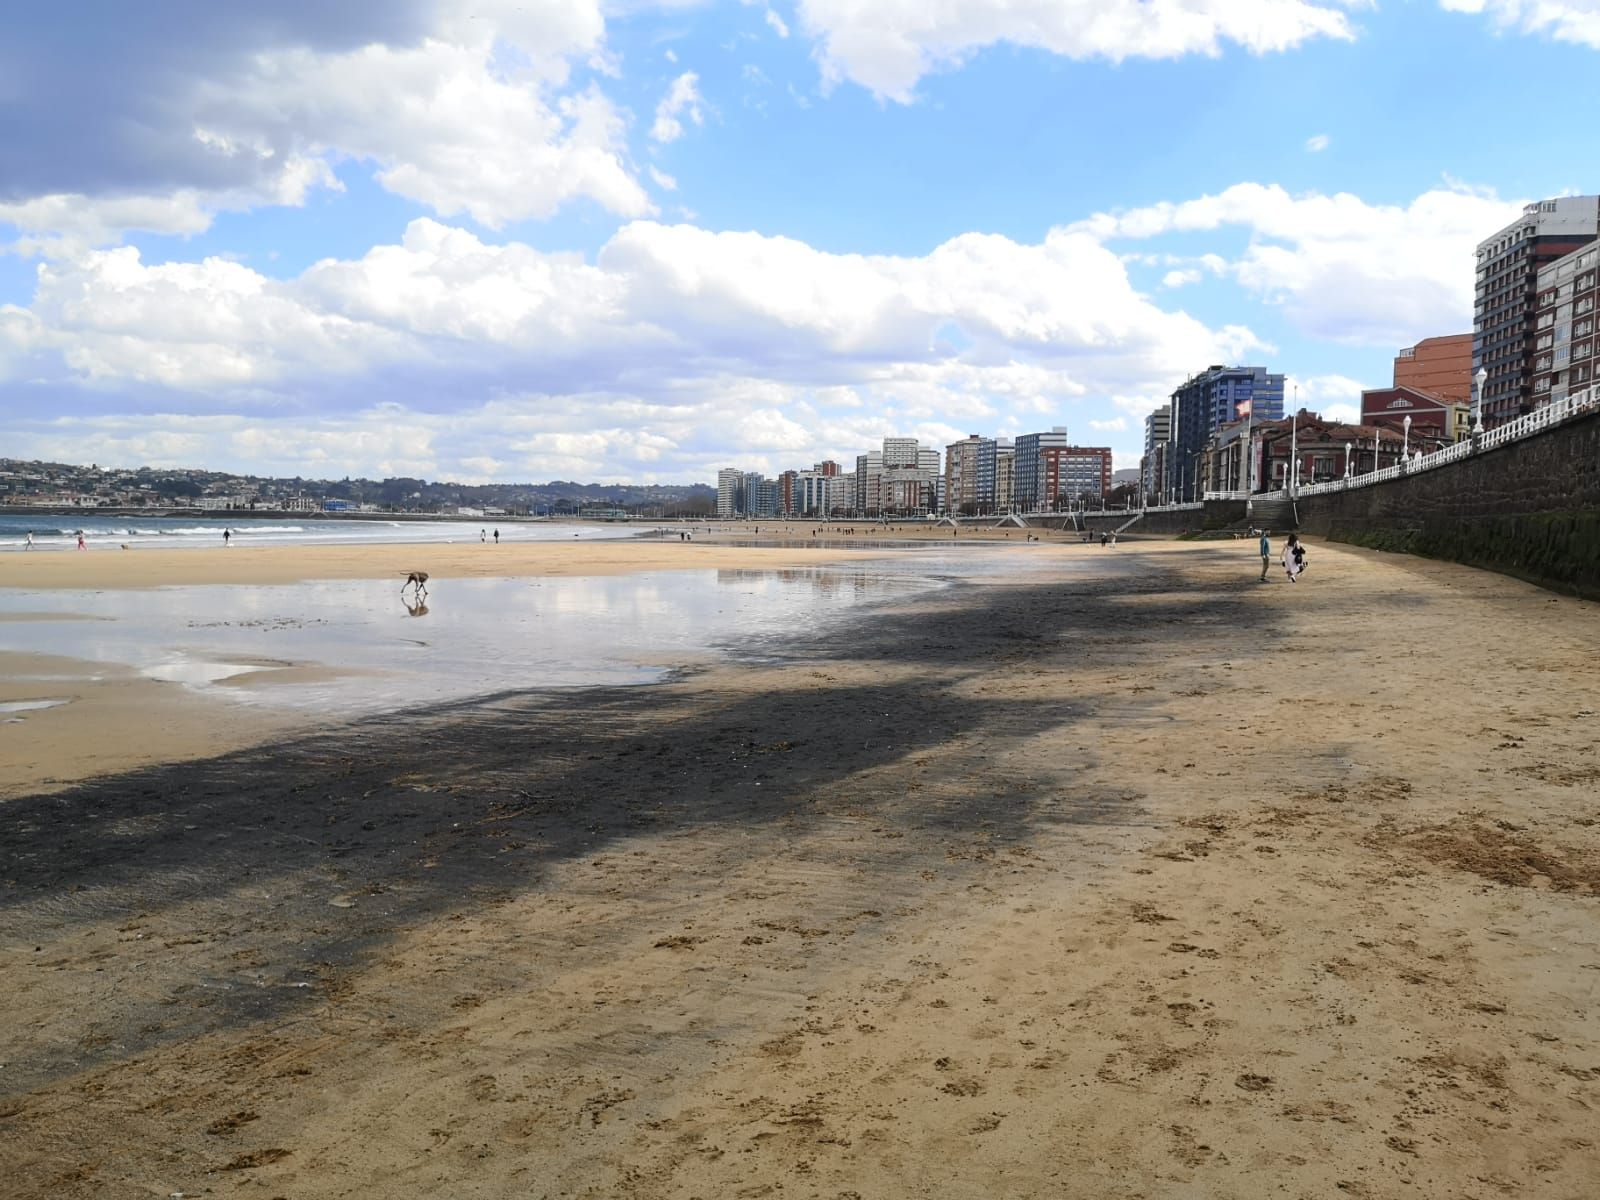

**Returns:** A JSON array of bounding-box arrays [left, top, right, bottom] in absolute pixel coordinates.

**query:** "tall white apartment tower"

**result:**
[[882, 437, 919, 468], [716, 468, 741, 518]]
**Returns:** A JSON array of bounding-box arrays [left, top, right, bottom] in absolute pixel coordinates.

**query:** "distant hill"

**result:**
[[0, 458, 715, 515]]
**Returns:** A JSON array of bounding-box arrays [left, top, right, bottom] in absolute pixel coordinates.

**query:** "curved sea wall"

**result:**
[[1295, 408, 1600, 600]]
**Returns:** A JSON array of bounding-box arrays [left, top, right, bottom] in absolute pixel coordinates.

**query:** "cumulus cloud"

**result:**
[[6, 215, 1264, 479], [795, 0, 1360, 101], [649, 166, 679, 191], [1074, 182, 1523, 345], [652, 72, 706, 143], [0, 1, 647, 246], [766, 7, 791, 37], [1440, 0, 1600, 47]]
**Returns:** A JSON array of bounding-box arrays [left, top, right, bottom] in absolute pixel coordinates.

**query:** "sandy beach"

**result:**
[[0, 534, 885, 590], [3, 538, 1599, 1198]]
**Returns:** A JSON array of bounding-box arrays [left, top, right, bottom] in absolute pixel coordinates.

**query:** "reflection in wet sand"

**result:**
[[0, 548, 1059, 718]]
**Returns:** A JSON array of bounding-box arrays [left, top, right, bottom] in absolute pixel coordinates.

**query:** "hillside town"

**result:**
[[0, 460, 715, 518]]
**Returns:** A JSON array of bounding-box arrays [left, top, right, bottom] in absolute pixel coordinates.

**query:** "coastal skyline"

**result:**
[[5, 2, 1599, 483]]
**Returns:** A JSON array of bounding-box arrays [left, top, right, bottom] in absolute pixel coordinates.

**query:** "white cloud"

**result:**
[[795, 0, 1360, 101], [1305, 133, 1330, 152], [216, 37, 651, 228], [652, 72, 706, 143], [766, 7, 791, 37], [1161, 268, 1203, 288], [7, 215, 1265, 480], [1075, 182, 1523, 345], [649, 166, 679, 191], [1088, 417, 1128, 432], [0, 1, 648, 249], [1440, 0, 1600, 47]]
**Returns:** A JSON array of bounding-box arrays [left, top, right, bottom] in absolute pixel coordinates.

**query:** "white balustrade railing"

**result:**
[[1282, 385, 1597, 500]]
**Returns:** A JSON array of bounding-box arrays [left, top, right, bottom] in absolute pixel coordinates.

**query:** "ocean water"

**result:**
[[0, 513, 652, 552]]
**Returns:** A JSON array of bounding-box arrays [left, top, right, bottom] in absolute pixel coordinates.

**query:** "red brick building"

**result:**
[[1359, 385, 1469, 443], [1394, 334, 1472, 403]]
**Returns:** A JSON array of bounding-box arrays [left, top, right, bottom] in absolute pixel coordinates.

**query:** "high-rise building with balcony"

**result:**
[[1142, 405, 1172, 502], [1474, 197, 1600, 424], [943, 435, 982, 514], [1531, 240, 1600, 408], [716, 467, 741, 518], [882, 437, 919, 468], [1059, 447, 1113, 500], [1013, 427, 1070, 512], [995, 441, 1015, 512], [1171, 367, 1284, 501]]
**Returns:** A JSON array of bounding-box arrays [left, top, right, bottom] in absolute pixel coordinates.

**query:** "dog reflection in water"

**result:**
[[402, 570, 430, 616]]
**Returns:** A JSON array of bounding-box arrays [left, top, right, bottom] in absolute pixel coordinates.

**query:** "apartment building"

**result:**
[[1394, 334, 1472, 403], [716, 467, 741, 518], [1058, 447, 1113, 501], [1531, 240, 1599, 407], [1171, 367, 1284, 501], [1474, 196, 1600, 424], [943, 435, 982, 514], [1013, 426, 1070, 512], [1142, 405, 1172, 503]]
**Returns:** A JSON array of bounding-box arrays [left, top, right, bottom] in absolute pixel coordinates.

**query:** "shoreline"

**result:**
[[0, 538, 900, 589], [4, 542, 1598, 1196]]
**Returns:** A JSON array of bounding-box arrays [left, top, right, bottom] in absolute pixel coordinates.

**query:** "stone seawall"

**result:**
[[1076, 501, 1247, 537], [1296, 409, 1600, 599]]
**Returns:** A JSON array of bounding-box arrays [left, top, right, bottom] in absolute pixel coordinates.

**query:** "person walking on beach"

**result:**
[[76, 531, 86, 550], [223, 528, 231, 548], [1258, 529, 1271, 581], [1282, 533, 1306, 583], [493, 528, 499, 544], [24, 531, 33, 550], [480, 528, 486, 542]]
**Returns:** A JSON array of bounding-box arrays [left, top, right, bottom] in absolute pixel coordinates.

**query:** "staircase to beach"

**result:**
[[1246, 494, 1297, 530]]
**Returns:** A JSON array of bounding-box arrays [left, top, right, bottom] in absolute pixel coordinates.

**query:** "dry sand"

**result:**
[[3, 539, 1599, 1199]]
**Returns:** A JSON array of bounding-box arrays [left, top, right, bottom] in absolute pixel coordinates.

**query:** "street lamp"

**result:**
[[1402, 414, 1412, 460], [1343, 441, 1352, 479], [1472, 366, 1487, 436]]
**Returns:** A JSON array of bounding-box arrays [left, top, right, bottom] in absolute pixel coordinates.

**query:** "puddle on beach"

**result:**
[[0, 698, 70, 722], [0, 550, 1056, 717]]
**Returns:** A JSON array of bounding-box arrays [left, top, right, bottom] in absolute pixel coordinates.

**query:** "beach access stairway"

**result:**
[[1244, 494, 1297, 531]]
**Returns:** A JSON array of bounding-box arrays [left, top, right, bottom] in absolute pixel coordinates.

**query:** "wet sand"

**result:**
[[0, 535, 892, 590], [3, 540, 1599, 1198]]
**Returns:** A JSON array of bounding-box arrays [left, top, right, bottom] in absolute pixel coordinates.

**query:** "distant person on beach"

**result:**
[[1283, 534, 1306, 583], [1258, 529, 1271, 581], [223, 528, 231, 547], [493, 529, 499, 544], [76, 531, 86, 550], [481, 529, 486, 542], [24, 531, 33, 550]]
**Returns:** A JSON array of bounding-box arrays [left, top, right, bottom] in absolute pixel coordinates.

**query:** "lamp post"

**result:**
[[1402, 414, 1411, 461], [1288, 409, 1298, 497], [1472, 366, 1487, 438], [1343, 441, 1352, 479]]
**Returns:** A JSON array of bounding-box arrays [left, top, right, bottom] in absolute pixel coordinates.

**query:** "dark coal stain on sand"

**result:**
[[0, 558, 1283, 1095]]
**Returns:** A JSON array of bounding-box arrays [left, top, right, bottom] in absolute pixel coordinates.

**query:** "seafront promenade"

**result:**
[[2, 538, 1598, 1197]]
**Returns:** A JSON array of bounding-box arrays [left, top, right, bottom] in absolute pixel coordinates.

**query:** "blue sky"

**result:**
[[3, 0, 1598, 483]]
